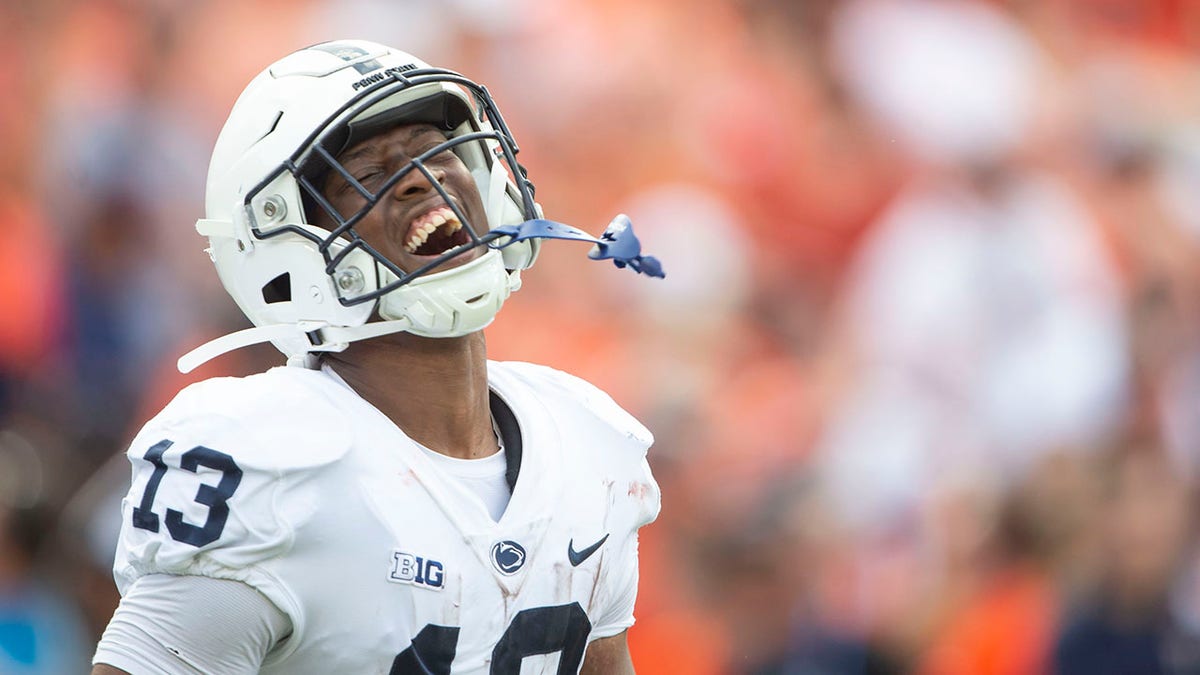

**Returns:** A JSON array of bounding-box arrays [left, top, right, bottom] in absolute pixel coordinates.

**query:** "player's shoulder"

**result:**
[[136, 365, 351, 470], [159, 365, 334, 420], [491, 361, 660, 529], [488, 360, 653, 452], [115, 365, 355, 596]]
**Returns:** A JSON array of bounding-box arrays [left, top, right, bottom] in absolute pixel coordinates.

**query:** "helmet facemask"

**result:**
[[242, 67, 539, 332]]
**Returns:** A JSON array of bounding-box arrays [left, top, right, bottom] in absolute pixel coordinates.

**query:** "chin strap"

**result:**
[[179, 215, 664, 373], [493, 214, 666, 279], [177, 318, 413, 374]]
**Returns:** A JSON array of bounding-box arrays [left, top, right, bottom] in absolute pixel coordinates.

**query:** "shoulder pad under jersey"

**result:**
[[113, 367, 353, 599], [489, 360, 654, 453]]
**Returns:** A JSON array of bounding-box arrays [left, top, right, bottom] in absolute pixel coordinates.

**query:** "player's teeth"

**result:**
[[406, 227, 430, 252], [405, 208, 460, 253]]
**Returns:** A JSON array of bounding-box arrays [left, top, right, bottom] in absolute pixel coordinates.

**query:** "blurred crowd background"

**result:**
[[2, 0, 1200, 673]]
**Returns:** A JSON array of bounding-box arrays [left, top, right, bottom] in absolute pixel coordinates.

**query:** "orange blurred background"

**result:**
[[2, 0, 1200, 672]]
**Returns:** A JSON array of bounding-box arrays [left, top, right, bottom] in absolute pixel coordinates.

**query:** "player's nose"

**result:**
[[391, 164, 446, 200]]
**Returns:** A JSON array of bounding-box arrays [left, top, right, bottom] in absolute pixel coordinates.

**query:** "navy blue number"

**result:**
[[165, 446, 243, 547], [131, 441, 243, 548], [390, 624, 460, 675], [131, 440, 173, 532], [491, 603, 591, 674], [389, 603, 591, 675]]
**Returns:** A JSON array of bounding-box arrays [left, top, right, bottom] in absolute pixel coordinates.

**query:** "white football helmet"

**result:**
[[182, 40, 541, 371]]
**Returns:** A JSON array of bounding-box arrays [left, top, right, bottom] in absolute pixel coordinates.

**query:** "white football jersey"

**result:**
[[111, 360, 660, 674]]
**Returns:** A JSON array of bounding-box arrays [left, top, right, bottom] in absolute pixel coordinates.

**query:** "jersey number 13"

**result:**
[[131, 439, 243, 547]]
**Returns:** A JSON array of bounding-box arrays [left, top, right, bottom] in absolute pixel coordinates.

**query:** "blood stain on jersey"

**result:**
[[627, 481, 655, 500], [490, 540, 526, 575]]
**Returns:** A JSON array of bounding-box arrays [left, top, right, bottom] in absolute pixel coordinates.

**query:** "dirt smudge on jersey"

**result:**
[[585, 553, 604, 613], [446, 572, 462, 626], [553, 561, 574, 604]]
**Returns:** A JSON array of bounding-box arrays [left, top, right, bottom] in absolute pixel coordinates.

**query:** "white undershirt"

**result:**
[[320, 363, 512, 522], [415, 433, 511, 522]]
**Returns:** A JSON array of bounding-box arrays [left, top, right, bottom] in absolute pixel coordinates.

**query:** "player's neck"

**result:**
[[323, 331, 498, 460]]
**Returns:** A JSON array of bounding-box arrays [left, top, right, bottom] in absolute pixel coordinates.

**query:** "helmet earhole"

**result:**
[[263, 273, 292, 304]]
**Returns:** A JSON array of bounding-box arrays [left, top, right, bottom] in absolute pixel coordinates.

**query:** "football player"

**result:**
[[91, 40, 662, 674]]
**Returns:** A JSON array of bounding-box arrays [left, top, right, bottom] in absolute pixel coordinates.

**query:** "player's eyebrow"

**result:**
[[337, 144, 378, 168], [338, 125, 442, 168]]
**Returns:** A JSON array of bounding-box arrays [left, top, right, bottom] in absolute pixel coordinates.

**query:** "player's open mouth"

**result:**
[[405, 206, 471, 256]]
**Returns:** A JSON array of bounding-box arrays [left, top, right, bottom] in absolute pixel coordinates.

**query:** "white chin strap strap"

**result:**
[[177, 251, 515, 374], [176, 319, 414, 374]]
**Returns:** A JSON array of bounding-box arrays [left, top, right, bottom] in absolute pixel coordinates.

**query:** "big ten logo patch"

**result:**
[[388, 549, 445, 590]]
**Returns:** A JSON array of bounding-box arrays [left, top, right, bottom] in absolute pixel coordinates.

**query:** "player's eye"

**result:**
[[425, 146, 462, 167], [348, 169, 383, 191]]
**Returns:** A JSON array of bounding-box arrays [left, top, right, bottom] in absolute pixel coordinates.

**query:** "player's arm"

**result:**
[[92, 574, 291, 674], [581, 630, 636, 675]]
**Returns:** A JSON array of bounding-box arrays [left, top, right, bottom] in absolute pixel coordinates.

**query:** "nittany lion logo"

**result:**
[[490, 540, 526, 575]]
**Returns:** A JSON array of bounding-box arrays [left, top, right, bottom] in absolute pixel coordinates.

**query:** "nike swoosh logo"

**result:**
[[567, 533, 609, 567]]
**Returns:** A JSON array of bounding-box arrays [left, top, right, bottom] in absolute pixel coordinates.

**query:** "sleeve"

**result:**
[[112, 377, 349, 632], [93, 574, 292, 675], [589, 456, 660, 639]]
